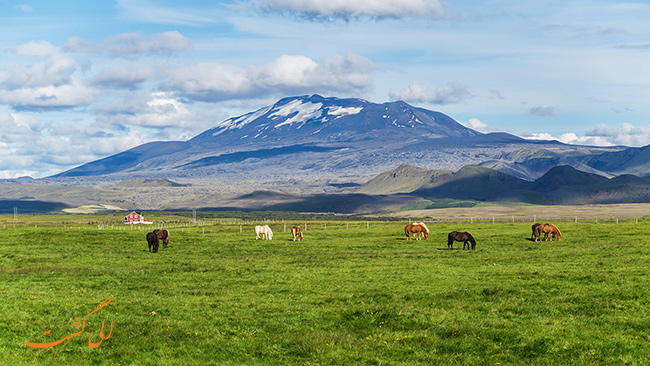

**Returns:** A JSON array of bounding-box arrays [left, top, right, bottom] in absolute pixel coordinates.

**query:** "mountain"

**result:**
[[581, 145, 650, 177], [51, 94, 623, 187], [360, 164, 650, 205], [356, 163, 452, 194], [53, 94, 480, 180]]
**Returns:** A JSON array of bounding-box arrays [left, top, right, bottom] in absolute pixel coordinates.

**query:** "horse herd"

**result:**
[[404, 222, 561, 250], [144, 222, 561, 253]]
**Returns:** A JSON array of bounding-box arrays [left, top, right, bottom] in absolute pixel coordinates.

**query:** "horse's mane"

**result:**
[[413, 222, 429, 234]]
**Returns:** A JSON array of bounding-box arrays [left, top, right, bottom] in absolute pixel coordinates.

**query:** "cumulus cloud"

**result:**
[[162, 53, 375, 102], [91, 63, 159, 90], [63, 31, 191, 58], [388, 81, 471, 105], [529, 106, 556, 118], [94, 92, 196, 129], [246, 0, 446, 20], [459, 118, 499, 133], [521, 123, 650, 147], [0, 42, 97, 110]]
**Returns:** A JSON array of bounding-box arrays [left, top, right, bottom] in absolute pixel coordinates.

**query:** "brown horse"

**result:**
[[153, 229, 170, 247], [405, 223, 429, 240], [448, 231, 477, 250], [146, 232, 159, 253], [531, 223, 549, 241], [535, 224, 561, 241], [291, 226, 303, 241]]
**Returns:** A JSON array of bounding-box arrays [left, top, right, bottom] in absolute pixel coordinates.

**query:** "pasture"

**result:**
[[1, 214, 650, 365]]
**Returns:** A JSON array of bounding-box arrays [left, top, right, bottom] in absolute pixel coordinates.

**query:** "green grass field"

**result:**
[[1, 214, 650, 365]]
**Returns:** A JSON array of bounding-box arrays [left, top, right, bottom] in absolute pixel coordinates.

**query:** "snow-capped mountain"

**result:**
[[51, 95, 622, 183], [191, 94, 479, 146]]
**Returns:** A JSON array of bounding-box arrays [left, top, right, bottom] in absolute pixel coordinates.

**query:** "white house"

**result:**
[[123, 211, 153, 225]]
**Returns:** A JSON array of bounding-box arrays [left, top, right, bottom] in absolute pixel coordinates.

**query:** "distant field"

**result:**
[[2, 214, 650, 365], [393, 202, 650, 221]]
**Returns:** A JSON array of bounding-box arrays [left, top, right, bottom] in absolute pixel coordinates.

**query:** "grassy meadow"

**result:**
[[1, 213, 650, 365]]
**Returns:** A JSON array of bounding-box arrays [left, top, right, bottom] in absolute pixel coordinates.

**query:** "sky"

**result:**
[[1, 0, 649, 178]]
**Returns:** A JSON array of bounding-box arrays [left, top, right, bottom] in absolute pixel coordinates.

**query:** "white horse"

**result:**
[[255, 224, 273, 240]]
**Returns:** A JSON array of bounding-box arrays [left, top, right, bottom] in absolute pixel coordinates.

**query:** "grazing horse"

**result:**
[[405, 222, 429, 240], [448, 231, 477, 250], [535, 224, 561, 241], [291, 226, 303, 241], [531, 223, 549, 241], [153, 229, 170, 247], [146, 232, 159, 253], [255, 225, 273, 240]]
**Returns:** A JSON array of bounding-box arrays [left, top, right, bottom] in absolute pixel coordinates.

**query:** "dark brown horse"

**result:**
[[448, 231, 477, 250], [291, 226, 303, 241], [153, 229, 170, 247], [535, 224, 561, 241], [405, 223, 429, 240], [146, 232, 159, 253], [531, 223, 549, 241]]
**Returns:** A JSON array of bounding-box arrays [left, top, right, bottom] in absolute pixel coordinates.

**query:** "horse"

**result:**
[[153, 229, 170, 247], [535, 224, 561, 241], [146, 232, 159, 253], [291, 226, 303, 241], [255, 225, 273, 240], [405, 222, 429, 240], [448, 231, 477, 250], [531, 223, 549, 241]]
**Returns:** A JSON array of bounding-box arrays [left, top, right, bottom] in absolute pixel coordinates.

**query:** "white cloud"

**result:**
[[163, 53, 375, 102], [520, 123, 650, 147], [459, 118, 499, 133], [91, 63, 159, 90], [95, 92, 196, 128], [0, 41, 97, 110], [389, 81, 470, 105], [64, 31, 191, 58], [246, 0, 446, 20]]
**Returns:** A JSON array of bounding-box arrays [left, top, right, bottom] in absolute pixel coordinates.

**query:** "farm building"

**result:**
[[123, 211, 153, 225]]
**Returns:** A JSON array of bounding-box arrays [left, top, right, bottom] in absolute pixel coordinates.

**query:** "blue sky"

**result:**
[[1, 0, 649, 178]]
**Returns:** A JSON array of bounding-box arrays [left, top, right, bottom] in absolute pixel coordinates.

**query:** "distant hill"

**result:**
[[360, 164, 650, 205], [356, 163, 452, 194]]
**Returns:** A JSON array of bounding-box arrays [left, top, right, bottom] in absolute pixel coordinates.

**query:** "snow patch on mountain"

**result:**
[[272, 100, 323, 128], [327, 106, 362, 117], [210, 106, 272, 136]]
